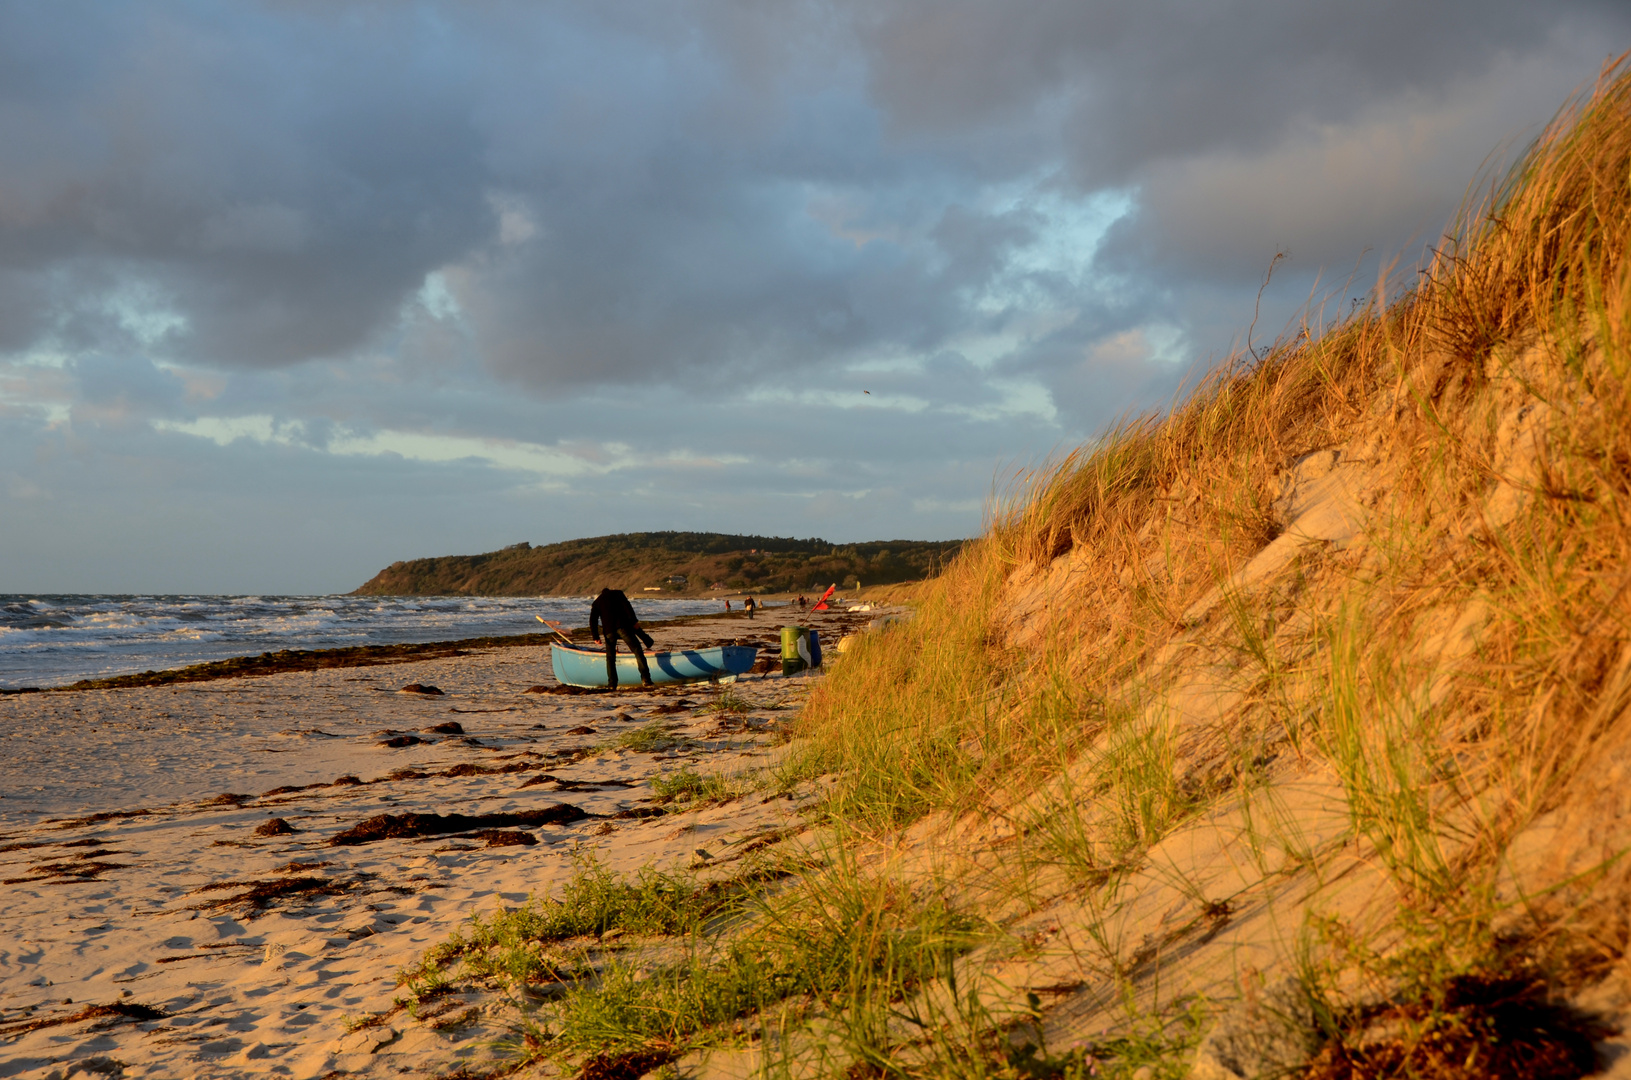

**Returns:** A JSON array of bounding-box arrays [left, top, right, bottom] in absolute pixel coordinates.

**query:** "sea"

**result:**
[[0, 594, 735, 690]]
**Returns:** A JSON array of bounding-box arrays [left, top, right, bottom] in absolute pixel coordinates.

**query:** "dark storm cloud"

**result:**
[[853, 0, 1631, 305], [5, 1, 1624, 389], [853, 1, 1623, 179], [0, 2, 490, 366], [0, 1, 1078, 392]]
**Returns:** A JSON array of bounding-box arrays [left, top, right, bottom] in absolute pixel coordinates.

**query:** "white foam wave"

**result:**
[[0, 593, 726, 688]]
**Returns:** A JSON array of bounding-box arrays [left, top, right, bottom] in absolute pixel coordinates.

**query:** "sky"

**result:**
[[1, 2, 1626, 594]]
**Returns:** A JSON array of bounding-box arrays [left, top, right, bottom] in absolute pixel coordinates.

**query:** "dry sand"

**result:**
[[0, 608, 878, 1079]]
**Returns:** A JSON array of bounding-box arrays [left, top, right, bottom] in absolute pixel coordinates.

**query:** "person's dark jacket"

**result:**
[[589, 589, 654, 646]]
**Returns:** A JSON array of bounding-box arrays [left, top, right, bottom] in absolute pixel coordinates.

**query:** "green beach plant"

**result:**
[[605, 721, 694, 754], [650, 768, 739, 805]]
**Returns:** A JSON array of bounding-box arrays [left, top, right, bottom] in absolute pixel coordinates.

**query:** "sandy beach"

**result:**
[[0, 608, 877, 1079]]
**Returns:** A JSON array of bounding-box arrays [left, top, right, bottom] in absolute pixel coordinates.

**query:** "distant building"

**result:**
[[708, 582, 727, 590], [666, 574, 688, 585]]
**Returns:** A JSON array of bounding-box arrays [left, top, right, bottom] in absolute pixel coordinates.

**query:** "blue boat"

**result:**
[[549, 642, 759, 688]]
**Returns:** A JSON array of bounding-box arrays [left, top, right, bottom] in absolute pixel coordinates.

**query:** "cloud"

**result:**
[[852, 1, 1623, 179], [7, 2, 1616, 387], [0, 1, 1129, 391], [1097, 30, 1623, 289], [0, 2, 492, 367]]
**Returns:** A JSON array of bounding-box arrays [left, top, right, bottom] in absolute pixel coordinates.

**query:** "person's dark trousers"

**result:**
[[604, 627, 653, 689]]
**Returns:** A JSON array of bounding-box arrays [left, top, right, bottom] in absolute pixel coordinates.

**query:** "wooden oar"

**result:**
[[535, 616, 577, 645]]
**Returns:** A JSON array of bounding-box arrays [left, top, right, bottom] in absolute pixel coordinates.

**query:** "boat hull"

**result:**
[[549, 642, 759, 688]]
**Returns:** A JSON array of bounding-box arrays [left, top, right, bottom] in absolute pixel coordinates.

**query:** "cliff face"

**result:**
[[786, 61, 1631, 1076], [350, 532, 964, 596]]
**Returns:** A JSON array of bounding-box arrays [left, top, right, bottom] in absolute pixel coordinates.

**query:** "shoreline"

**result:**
[[0, 604, 884, 826], [3, 601, 856, 695]]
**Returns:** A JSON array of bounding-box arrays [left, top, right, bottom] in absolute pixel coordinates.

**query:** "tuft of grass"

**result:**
[[403, 851, 992, 1071], [476, 856, 736, 944], [785, 556, 1001, 828], [604, 722, 694, 754], [1312, 607, 1461, 901], [400, 854, 752, 995], [341, 1008, 401, 1033], [551, 853, 988, 1060], [1298, 926, 1607, 1080], [710, 687, 752, 715], [650, 769, 738, 805]]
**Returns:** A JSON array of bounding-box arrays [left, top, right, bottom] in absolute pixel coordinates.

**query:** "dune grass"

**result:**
[[650, 768, 742, 805], [780, 52, 1631, 1071], [604, 722, 696, 754], [404, 851, 991, 1072]]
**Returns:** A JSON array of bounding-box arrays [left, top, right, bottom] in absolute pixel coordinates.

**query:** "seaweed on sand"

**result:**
[[328, 806, 586, 845], [0, 1001, 166, 1037], [1303, 973, 1605, 1080], [188, 874, 353, 915], [4, 856, 131, 884]]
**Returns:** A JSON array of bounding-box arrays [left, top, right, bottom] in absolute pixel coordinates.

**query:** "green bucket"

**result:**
[[781, 625, 807, 676]]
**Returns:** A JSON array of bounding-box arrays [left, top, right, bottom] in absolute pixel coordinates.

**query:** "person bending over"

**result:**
[[589, 587, 655, 689]]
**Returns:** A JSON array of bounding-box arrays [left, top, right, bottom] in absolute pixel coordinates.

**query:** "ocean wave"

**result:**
[[0, 593, 727, 688]]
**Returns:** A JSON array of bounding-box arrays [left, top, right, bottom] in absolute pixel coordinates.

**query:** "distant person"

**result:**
[[744, 596, 757, 619], [589, 587, 654, 689], [724, 599, 731, 612]]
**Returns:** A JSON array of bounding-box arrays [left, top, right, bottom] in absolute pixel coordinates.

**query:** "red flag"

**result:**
[[811, 583, 836, 611]]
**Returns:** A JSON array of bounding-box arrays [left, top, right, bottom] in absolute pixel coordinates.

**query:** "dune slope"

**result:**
[[780, 55, 1631, 1079]]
